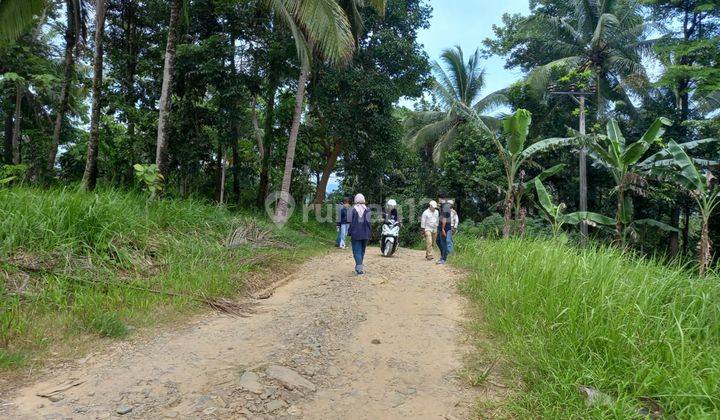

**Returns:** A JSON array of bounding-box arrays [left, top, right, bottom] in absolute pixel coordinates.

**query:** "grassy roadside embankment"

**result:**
[[0, 187, 333, 371], [454, 236, 720, 418]]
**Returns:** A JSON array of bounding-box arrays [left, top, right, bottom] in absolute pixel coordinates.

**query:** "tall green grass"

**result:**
[[455, 237, 720, 418], [0, 187, 333, 370]]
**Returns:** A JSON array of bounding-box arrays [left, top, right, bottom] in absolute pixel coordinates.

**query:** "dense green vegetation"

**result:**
[[0, 187, 332, 369], [456, 236, 720, 417]]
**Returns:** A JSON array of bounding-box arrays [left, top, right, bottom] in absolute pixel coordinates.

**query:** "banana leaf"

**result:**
[[563, 211, 615, 226], [523, 164, 567, 192], [504, 109, 531, 156], [632, 219, 680, 233], [534, 177, 557, 216], [666, 140, 705, 192]]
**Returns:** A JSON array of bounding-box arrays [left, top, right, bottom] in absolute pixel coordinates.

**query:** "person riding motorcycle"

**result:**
[[380, 199, 401, 256]]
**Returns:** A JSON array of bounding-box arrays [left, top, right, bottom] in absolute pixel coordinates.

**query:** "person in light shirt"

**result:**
[[420, 200, 439, 260]]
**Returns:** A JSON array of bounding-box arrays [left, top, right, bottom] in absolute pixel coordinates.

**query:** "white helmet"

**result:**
[[386, 199, 397, 208], [429, 200, 438, 208]]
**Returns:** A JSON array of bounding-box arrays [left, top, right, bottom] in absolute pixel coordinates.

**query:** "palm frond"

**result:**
[[405, 116, 456, 151], [526, 56, 583, 96], [477, 115, 503, 133], [591, 13, 620, 49], [440, 46, 469, 104], [432, 125, 458, 164], [473, 89, 508, 113], [402, 110, 445, 142], [696, 91, 720, 115], [268, 0, 312, 69], [269, 0, 355, 68], [430, 61, 461, 107], [0, 0, 46, 43]]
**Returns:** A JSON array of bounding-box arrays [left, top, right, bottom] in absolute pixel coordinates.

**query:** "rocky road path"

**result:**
[[2, 248, 481, 419]]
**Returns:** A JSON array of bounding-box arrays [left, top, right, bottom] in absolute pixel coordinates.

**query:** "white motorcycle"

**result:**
[[380, 199, 400, 257]]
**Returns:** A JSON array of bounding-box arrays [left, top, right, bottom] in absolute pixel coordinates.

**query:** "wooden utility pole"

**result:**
[[578, 95, 588, 245], [549, 89, 592, 246]]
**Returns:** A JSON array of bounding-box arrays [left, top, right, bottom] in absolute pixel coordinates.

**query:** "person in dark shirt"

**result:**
[[348, 193, 372, 275], [436, 192, 452, 264], [336, 197, 351, 249]]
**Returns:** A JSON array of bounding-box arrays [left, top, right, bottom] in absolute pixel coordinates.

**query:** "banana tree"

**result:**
[[492, 109, 575, 237], [659, 141, 719, 276], [534, 178, 614, 237], [588, 117, 672, 241]]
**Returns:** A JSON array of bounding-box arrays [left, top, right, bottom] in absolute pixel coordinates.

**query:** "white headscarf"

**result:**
[[354, 193, 367, 218]]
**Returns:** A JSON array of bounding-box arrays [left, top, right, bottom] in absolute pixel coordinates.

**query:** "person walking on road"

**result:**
[[348, 193, 372, 275], [447, 200, 459, 254], [421, 200, 439, 260], [336, 197, 351, 249], [436, 193, 452, 264]]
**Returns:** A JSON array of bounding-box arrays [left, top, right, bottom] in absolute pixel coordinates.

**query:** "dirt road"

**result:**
[[2, 248, 482, 419]]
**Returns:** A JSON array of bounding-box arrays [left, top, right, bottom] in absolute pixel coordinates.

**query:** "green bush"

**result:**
[[459, 213, 551, 239], [455, 237, 720, 417]]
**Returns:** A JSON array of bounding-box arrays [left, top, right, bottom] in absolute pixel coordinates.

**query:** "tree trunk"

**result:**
[[81, 0, 107, 191], [3, 111, 12, 164], [518, 207, 527, 237], [669, 205, 680, 257], [231, 129, 240, 202], [217, 143, 226, 204], [275, 66, 309, 222], [155, 0, 182, 179], [47, 0, 78, 173], [699, 216, 711, 276], [124, 0, 139, 181], [256, 83, 277, 208], [312, 139, 341, 204], [596, 69, 602, 119], [228, 31, 240, 203], [251, 96, 264, 159], [502, 188, 513, 238], [682, 204, 690, 254], [615, 187, 625, 243], [11, 85, 23, 164]]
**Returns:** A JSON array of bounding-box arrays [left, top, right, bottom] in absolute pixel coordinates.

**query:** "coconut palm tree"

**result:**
[[272, 0, 385, 222], [524, 0, 647, 115], [522, 1, 648, 240], [403, 46, 507, 164]]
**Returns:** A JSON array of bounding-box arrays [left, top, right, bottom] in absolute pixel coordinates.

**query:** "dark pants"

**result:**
[[436, 230, 449, 261], [351, 239, 368, 272]]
